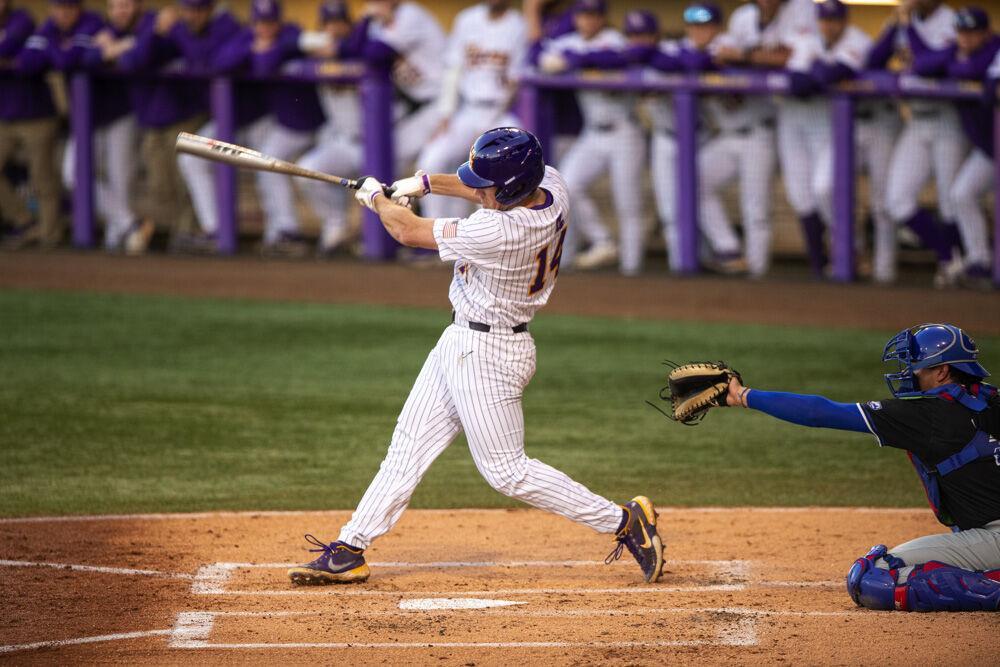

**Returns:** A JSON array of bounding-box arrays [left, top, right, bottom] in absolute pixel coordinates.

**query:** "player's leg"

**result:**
[[778, 109, 825, 274], [177, 120, 220, 235], [558, 131, 614, 269], [255, 120, 315, 247], [21, 117, 62, 247], [948, 149, 994, 279], [609, 124, 647, 276], [738, 127, 777, 277], [847, 521, 1000, 611], [0, 123, 34, 229], [929, 115, 969, 284], [100, 116, 141, 251], [698, 135, 743, 268], [650, 131, 679, 270], [298, 130, 362, 253], [394, 103, 445, 169], [415, 112, 475, 221], [859, 113, 902, 283]]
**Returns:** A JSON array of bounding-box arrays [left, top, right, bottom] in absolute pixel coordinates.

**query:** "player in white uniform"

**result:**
[[537, 0, 646, 275], [416, 0, 526, 224], [296, 0, 362, 254], [287, 127, 664, 586], [871, 0, 966, 285], [780, 0, 874, 275], [709, 0, 817, 277]]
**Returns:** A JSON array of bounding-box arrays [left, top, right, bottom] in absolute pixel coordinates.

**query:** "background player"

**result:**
[[946, 7, 999, 289], [287, 127, 664, 586], [723, 323, 1000, 611], [415, 0, 525, 224], [538, 0, 646, 276], [868, 0, 965, 287]]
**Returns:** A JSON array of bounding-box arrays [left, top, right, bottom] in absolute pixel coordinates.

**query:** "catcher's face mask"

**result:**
[[882, 323, 989, 398]]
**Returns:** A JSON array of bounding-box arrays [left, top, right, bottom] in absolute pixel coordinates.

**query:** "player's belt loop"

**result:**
[[451, 312, 528, 334]]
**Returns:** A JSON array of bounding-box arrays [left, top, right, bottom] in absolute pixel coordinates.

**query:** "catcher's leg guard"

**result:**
[[900, 563, 1000, 612], [846, 544, 903, 610]]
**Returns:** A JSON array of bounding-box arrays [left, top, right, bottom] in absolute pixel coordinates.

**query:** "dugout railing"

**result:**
[[66, 64, 1000, 286]]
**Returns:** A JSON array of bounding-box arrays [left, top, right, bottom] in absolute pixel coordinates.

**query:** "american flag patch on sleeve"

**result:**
[[442, 222, 458, 239]]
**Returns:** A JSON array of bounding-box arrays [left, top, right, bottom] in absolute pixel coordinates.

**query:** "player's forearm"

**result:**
[[747, 46, 791, 68], [427, 174, 479, 203], [372, 196, 438, 249], [744, 390, 868, 432]]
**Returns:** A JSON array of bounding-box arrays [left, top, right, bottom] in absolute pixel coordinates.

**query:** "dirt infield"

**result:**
[[1, 508, 996, 664], [2, 250, 998, 333]]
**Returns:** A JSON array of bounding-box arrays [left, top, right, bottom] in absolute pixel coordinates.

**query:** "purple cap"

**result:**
[[319, 0, 350, 23], [624, 10, 659, 35], [179, 0, 214, 8], [251, 0, 281, 21], [815, 0, 848, 20], [682, 3, 722, 25], [49, 0, 82, 5], [955, 6, 989, 31], [573, 0, 607, 15]]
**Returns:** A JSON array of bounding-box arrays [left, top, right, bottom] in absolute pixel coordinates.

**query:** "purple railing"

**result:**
[[68, 65, 999, 285]]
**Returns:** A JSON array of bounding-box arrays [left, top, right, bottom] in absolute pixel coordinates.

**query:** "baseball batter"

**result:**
[[868, 0, 966, 286], [537, 0, 646, 275], [724, 323, 1000, 611], [416, 0, 526, 224], [288, 127, 664, 585]]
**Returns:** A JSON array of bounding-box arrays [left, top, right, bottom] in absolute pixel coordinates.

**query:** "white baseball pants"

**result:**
[[949, 148, 994, 270], [418, 104, 517, 222], [777, 104, 833, 222], [338, 324, 623, 549], [885, 106, 968, 224], [698, 126, 776, 275], [650, 131, 681, 270], [256, 124, 315, 243], [298, 126, 362, 242], [559, 124, 647, 275], [876, 519, 1000, 581], [62, 114, 138, 250], [177, 116, 272, 235]]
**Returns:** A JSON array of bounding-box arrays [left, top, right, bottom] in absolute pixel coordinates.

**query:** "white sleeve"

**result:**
[[988, 49, 1000, 78], [834, 30, 871, 71], [444, 11, 467, 69], [376, 7, 426, 54], [433, 211, 504, 264], [725, 7, 757, 50], [785, 35, 820, 72], [540, 32, 575, 57]]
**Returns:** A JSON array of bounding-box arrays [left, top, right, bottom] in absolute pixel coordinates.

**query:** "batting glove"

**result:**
[[389, 170, 431, 205], [355, 177, 386, 212]]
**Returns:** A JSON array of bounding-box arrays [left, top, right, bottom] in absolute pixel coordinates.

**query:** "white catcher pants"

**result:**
[[559, 124, 647, 274], [338, 323, 623, 549], [63, 114, 138, 250]]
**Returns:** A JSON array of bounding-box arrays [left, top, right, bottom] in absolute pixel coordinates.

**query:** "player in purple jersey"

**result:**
[[946, 7, 999, 289], [212, 0, 325, 256], [0, 0, 60, 249]]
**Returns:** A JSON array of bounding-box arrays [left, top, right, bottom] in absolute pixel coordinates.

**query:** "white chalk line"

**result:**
[[191, 558, 751, 595], [0, 506, 927, 524], [168, 608, 758, 650], [202, 585, 747, 596], [0, 559, 193, 580], [0, 630, 173, 655], [181, 607, 858, 619]]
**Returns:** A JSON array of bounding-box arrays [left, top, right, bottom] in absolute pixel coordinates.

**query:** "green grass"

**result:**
[[2, 289, 995, 517]]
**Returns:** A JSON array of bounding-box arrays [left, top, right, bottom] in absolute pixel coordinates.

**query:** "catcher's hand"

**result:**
[[648, 361, 743, 425]]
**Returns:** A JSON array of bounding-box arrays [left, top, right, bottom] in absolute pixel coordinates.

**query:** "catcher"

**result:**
[[657, 324, 1000, 612]]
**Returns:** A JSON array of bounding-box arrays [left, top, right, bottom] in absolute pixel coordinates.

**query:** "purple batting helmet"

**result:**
[[816, 0, 848, 20], [320, 0, 350, 23], [624, 10, 659, 35], [251, 0, 281, 21], [683, 3, 723, 25], [955, 6, 989, 31], [457, 127, 546, 206]]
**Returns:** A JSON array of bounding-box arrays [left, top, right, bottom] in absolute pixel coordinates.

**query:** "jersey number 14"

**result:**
[[529, 217, 568, 296]]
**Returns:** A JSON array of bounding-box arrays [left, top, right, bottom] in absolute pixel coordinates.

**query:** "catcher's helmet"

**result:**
[[457, 127, 545, 206], [882, 323, 990, 397]]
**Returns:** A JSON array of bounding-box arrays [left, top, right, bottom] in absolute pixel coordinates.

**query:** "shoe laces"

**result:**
[[604, 538, 627, 565], [304, 533, 343, 555]]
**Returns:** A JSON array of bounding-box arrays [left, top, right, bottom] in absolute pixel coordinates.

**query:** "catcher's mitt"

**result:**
[[647, 361, 743, 425]]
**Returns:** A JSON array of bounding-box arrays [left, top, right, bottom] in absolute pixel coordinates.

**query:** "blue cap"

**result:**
[[573, 0, 607, 15], [683, 3, 722, 25], [955, 6, 989, 31], [816, 0, 848, 20], [251, 0, 281, 21], [624, 10, 659, 35], [320, 0, 350, 23]]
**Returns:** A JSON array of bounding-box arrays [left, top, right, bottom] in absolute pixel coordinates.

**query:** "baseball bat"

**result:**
[[175, 132, 382, 191]]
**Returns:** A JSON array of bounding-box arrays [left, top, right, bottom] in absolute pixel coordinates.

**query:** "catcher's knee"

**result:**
[[847, 545, 1000, 612]]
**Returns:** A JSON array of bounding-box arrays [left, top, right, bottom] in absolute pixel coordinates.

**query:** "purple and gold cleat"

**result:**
[[606, 496, 664, 583], [288, 534, 370, 585]]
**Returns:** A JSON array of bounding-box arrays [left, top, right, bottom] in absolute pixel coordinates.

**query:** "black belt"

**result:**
[[452, 312, 528, 334]]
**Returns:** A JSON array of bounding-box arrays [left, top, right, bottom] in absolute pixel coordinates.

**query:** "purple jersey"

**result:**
[[216, 23, 324, 132], [949, 34, 1000, 156], [0, 9, 56, 120]]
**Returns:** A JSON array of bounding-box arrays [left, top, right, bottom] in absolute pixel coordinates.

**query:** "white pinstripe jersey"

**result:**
[[431, 166, 569, 327]]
